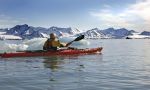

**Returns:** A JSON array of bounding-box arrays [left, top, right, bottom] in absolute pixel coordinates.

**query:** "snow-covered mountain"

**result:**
[[77, 28, 135, 39], [0, 35, 22, 40], [76, 28, 109, 39], [0, 24, 149, 39], [126, 32, 150, 39], [101, 28, 135, 39], [140, 31, 150, 36], [4, 24, 80, 39], [125, 31, 150, 39]]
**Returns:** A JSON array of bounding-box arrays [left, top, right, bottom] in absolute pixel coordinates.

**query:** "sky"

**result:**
[[0, 0, 150, 32]]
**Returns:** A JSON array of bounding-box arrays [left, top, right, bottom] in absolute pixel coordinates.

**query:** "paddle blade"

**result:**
[[74, 35, 84, 41], [66, 35, 85, 47]]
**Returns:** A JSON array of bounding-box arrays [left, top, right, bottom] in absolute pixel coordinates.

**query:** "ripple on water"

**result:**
[[0, 39, 150, 90]]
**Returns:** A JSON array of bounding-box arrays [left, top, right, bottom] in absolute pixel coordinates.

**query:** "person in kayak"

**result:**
[[43, 33, 66, 50]]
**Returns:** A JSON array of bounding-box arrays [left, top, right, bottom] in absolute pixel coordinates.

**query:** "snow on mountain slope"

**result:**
[[101, 28, 135, 39], [0, 24, 148, 40], [126, 34, 150, 39], [140, 31, 150, 36], [77, 28, 109, 39], [0, 35, 22, 40], [126, 32, 150, 39], [0, 32, 6, 35], [77, 28, 135, 39], [3, 24, 80, 39]]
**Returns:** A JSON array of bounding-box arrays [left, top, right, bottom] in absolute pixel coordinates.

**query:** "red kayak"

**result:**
[[0, 47, 103, 58]]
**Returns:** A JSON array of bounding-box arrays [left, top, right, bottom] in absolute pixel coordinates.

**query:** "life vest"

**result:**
[[43, 38, 63, 50]]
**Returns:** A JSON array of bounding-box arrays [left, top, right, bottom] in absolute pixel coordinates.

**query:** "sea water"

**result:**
[[0, 39, 150, 90]]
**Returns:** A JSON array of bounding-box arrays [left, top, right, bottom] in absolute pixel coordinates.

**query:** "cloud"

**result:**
[[0, 14, 26, 28], [90, 9, 132, 28], [90, 0, 150, 31]]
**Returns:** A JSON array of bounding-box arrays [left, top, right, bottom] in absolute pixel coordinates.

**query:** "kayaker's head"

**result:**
[[50, 33, 56, 39]]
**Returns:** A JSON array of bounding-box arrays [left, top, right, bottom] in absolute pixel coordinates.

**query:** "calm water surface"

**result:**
[[0, 39, 150, 90]]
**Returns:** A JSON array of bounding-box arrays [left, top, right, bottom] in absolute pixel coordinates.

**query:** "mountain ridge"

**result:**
[[0, 24, 149, 39]]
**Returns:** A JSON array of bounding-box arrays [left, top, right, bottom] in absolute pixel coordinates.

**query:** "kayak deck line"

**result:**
[[0, 47, 103, 58]]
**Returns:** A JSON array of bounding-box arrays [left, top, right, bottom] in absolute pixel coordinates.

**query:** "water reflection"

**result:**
[[42, 55, 81, 82], [43, 56, 65, 71], [42, 55, 81, 70], [42, 54, 103, 90], [0, 54, 103, 89], [42, 54, 100, 71]]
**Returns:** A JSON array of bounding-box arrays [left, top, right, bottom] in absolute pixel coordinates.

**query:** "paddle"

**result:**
[[66, 35, 84, 47]]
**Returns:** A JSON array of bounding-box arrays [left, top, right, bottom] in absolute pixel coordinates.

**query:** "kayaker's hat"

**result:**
[[50, 33, 56, 39]]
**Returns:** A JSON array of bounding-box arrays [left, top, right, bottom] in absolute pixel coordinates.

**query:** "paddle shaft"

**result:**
[[66, 41, 74, 47], [66, 35, 84, 47]]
